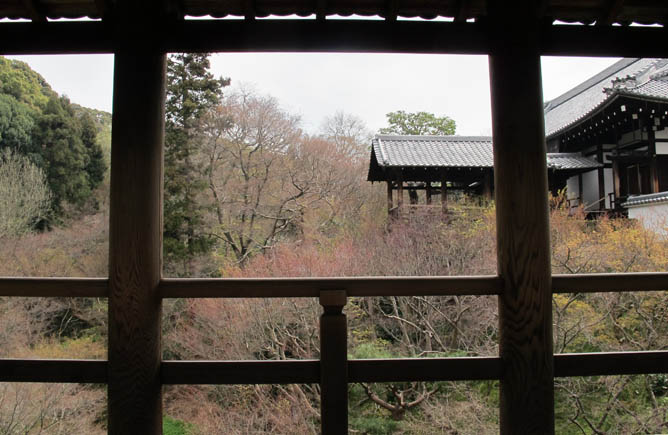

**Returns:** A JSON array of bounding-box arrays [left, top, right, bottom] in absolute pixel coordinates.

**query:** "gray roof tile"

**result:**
[[544, 58, 668, 138], [372, 135, 601, 170], [622, 192, 668, 207]]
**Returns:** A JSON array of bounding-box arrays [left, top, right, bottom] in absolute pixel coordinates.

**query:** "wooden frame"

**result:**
[[2, 6, 668, 434]]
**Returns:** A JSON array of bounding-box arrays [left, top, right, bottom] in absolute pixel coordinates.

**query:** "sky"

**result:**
[[8, 53, 621, 136]]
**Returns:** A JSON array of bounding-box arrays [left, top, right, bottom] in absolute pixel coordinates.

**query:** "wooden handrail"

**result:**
[[1, 273, 666, 298], [4, 351, 666, 384]]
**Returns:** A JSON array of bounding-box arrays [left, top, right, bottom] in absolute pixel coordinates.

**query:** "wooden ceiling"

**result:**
[[1, 0, 666, 25]]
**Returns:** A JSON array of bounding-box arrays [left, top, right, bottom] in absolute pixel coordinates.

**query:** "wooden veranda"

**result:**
[[1, 1, 668, 434]]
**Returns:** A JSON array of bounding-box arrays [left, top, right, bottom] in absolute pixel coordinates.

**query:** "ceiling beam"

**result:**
[[0, 19, 667, 57], [454, 0, 468, 22], [20, 0, 45, 23], [599, 0, 625, 26]]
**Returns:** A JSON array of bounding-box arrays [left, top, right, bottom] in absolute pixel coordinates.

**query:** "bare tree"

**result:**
[[319, 111, 372, 161], [0, 148, 51, 239]]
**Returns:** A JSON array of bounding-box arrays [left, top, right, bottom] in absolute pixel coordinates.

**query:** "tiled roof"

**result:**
[[622, 191, 668, 207], [544, 58, 668, 138], [1, 1, 667, 23], [372, 135, 601, 170]]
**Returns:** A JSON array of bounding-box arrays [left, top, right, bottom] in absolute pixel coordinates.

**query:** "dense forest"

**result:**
[[0, 54, 666, 434]]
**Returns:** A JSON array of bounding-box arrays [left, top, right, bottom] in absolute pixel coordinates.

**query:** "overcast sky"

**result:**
[[8, 53, 620, 136]]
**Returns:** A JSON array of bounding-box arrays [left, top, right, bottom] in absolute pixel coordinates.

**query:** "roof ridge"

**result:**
[[544, 58, 641, 113], [376, 134, 491, 141]]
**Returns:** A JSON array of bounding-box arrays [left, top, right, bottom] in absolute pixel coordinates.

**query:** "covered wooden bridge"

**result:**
[[368, 135, 601, 216], [1, 1, 668, 434]]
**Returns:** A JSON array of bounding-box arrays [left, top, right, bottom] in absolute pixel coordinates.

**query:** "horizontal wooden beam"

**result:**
[[3, 352, 666, 383], [159, 276, 502, 298], [0, 277, 108, 297], [348, 357, 502, 382], [0, 20, 667, 56], [0, 359, 107, 383], [554, 351, 668, 377], [161, 360, 320, 384], [0, 273, 663, 299], [552, 272, 668, 293]]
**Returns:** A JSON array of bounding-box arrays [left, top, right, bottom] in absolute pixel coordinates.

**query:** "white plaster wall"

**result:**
[[627, 203, 668, 237], [582, 170, 600, 209], [567, 176, 579, 201], [657, 143, 668, 155], [656, 127, 668, 140]]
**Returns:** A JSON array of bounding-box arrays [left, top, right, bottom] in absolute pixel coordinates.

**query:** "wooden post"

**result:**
[[578, 174, 584, 207], [483, 170, 493, 200], [319, 290, 347, 435], [108, 49, 165, 433], [441, 174, 448, 215], [596, 143, 606, 210], [397, 173, 404, 209], [387, 181, 394, 214], [648, 129, 659, 193], [426, 182, 432, 205], [488, 3, 554, 433]]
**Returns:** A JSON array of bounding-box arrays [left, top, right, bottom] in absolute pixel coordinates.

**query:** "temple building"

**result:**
[[369, 58, 668, 218]]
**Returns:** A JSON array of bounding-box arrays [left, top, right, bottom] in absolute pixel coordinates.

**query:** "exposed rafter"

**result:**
[[385, 0, 398, 22], [453, 0, 468, 22], [20, 0, 45, 23], [315, 0, 327, 22], [599, 0, 625, 26]]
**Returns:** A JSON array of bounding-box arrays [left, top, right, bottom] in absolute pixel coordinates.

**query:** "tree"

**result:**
[[0, 94, 35, 151], [379, 110, 456, 136], [30, 96, 105, 211], [164, 53, 229, 273], [0, 147, 51, 238], [319, 111, 372, 160]]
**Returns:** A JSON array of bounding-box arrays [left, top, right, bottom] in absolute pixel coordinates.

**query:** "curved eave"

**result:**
[[546, 91, 668, 140]]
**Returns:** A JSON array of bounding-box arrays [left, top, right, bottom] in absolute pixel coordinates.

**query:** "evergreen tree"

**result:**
[[164, 53, 229, 272]]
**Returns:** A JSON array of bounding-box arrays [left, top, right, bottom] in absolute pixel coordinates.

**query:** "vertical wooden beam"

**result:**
[[441, 174, 448, 214], [387, 181, 394, 214], [108, 50, 165, 434], [426, 182, 432, 205], [397, 172, 404, 209], [597, 143, 606, 209], [319, 290, 347, 435], [483, 170, 493, 200], [648, 129, 659, 193], [488, 2, 554, 433], [578, 173, 584, 206]]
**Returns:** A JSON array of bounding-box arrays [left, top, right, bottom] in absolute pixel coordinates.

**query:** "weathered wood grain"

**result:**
[[159, 276, 503, 298], [0, 277, 108, 297], [107, 48, 165, 434], [489, 3, 554, 433], [320, 291, 348, 435]]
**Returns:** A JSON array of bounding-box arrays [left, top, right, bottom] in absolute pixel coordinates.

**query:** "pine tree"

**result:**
[[164, 53, 229, 273]]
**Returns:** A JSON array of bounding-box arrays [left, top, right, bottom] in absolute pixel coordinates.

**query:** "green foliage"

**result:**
[[164, 53, 229, 272], [31, 96, 105, 210], [379, 110, 456, 136], [163, 416, 193, 435], [0, 93, 35, 151], [0, 56, 56, 110], [0, 58, 108, 218], [349, 415, 398, 434]]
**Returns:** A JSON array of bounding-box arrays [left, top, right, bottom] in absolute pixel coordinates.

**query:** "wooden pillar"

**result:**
[[441, 174, 448, 214], [597, 143, 606, 210], [426, 182, 432, 205], [648, 129, 659, 193], [488, 4, 554, 433], [578, 174, 584, 206], [319, 290, 347, 435], [387, 181, 394, 214], [397, 173, 404, 209], [108, 49, 165, 433], [483, 170, 493, 200]]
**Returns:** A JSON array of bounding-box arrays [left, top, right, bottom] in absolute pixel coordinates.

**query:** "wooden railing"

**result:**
[[2, 3, 668, 433]]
